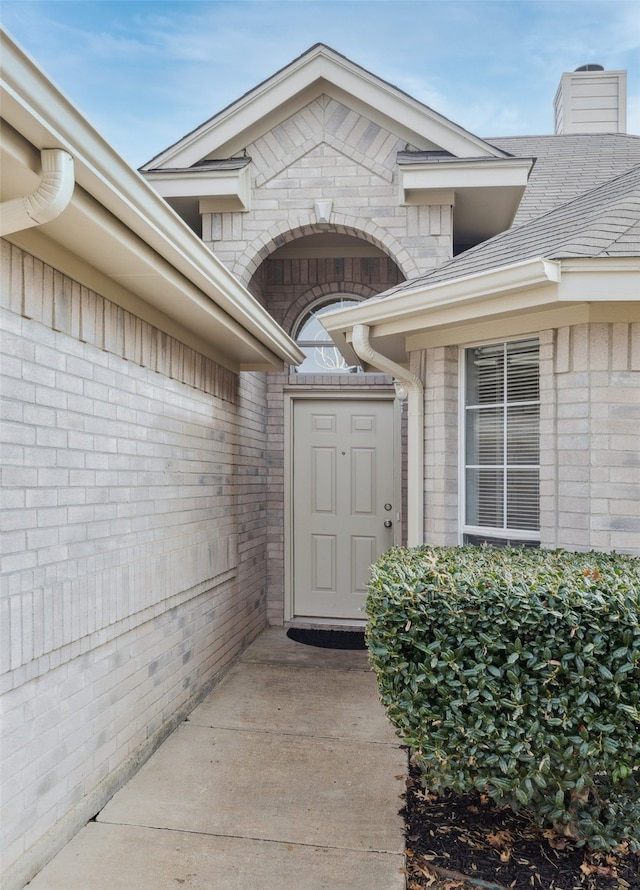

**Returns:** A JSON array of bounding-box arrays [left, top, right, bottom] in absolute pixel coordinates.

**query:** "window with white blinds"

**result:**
[[463, 339, 540, 544]]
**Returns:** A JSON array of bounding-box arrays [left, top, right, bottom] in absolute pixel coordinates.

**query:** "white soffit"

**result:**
[[400, 157, 533, 243], [142, 44, 511, 170]]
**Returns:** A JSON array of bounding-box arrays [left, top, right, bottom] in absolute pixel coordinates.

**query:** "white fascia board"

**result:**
[[1, 31, 302, 368], [408, 301, 640, 351], [323, 257, 640, 362], [400, 157, 533, 194], [145, 165, 251, 210], [557, 258, 640, 301], [309, 53, 506, 159], [145, 45, 507, 169], [321, 258, 562, 337]]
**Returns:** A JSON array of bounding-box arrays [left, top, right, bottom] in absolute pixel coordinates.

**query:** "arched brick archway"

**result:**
[[250, 244, 403, 334], [239, 213, 409, 632], [233, 212, 420, 287]]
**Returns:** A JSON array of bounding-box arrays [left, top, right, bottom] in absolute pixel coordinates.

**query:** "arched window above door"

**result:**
[[293, 296, 363, 373]]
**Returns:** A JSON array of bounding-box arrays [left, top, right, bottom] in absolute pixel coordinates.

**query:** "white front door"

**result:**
[[290, 397, 397, 621]]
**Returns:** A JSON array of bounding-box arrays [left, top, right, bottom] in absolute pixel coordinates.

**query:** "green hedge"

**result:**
[[365, 545, 640, 850]]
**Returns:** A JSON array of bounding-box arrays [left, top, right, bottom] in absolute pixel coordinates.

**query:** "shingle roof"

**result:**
[[382, 163, 640, 296], [146, 158, 251, 173], [487, 134, 640, 226]]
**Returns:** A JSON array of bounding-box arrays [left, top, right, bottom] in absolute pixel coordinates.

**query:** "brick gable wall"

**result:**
[[201, 95, 453, 286]]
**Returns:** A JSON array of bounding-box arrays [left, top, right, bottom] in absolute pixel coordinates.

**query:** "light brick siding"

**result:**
[[1, 241, 269, 887], [201, 95, 453, 286], [541, 322, 640, 554], [416, 323, 640, 556], [421, 345, 460, 545]]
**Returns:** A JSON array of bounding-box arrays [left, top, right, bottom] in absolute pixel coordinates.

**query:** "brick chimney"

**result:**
[[554, 65, 627, 134]]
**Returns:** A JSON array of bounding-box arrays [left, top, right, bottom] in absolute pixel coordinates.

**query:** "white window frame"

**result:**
[[458, 338, 540, 545]]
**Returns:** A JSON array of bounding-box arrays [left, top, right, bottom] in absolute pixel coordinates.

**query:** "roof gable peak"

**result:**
[[141, 45, 509, 171]]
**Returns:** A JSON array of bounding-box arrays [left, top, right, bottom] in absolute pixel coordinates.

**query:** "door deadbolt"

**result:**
[[384, 519, 393, 528], [384, 503, 392, 511]]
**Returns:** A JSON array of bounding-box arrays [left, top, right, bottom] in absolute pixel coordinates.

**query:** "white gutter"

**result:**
[[0, 148, 74, 236], [352, 324, 424, 547], [1, 31, 302, 368], [324, 259, 562, 332]]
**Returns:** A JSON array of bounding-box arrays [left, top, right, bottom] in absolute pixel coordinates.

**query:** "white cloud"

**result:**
[[2, 0, 638, 164]]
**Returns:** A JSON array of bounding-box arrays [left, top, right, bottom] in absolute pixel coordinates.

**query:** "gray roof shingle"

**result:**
[[486, 134, 640, 226], [382, 163, 640, 296]]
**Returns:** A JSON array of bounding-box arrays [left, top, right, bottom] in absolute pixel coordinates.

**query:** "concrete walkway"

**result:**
[[28, 629, 407, 889]]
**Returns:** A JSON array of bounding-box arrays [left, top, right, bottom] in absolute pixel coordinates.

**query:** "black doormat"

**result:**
[[286, 627, 367, 650]]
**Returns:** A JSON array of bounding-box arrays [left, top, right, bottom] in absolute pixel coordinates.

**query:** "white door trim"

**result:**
[[283, 388, 401, 624]]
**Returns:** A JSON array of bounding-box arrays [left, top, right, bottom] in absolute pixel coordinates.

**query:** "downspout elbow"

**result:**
[[1, 149, 74, 237], [352, 324, 422, 396], [351, 324, 424, 547]]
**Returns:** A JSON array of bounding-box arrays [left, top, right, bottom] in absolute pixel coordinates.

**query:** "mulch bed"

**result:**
[[402, 760, 640, 890]]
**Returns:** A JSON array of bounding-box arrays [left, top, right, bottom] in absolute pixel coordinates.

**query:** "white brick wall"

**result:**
[[1, 242, 269, 888], [202, 95, 453, 286], [543, 322, 640, 553], [422, 345, 459, 546], [197, 95, 456, 605]]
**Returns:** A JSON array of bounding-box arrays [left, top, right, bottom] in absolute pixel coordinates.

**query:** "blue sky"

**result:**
[[2, 1, 639, 168]]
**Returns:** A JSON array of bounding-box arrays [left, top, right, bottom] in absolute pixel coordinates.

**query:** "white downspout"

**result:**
[[352, 323, 424, 547], [1, 149, 74, 237]]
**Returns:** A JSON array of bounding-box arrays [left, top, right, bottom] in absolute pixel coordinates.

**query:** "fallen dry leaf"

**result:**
[[487, 829, 514, 848], [595, 864, 617, 877], [486, 828, 514, 862], [402, 761, 639, 890]]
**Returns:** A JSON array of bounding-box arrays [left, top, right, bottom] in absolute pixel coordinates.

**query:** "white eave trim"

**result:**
[[322, 258, 562, 334], [553, 257, 640, 301], [144, 164, 251, 210], [1, 30, 302, 369], [142, 44, 510, 169], [320, 258, 562, 366], [322, 256, 640, 362], [399, 156, 533, 199]]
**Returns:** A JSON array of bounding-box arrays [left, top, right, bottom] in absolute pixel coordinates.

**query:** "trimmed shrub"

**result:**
[[365, 545, 640, 850]]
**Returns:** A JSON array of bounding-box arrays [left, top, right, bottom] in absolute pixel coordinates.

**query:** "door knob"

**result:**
[[384, 519, 392, 528]]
